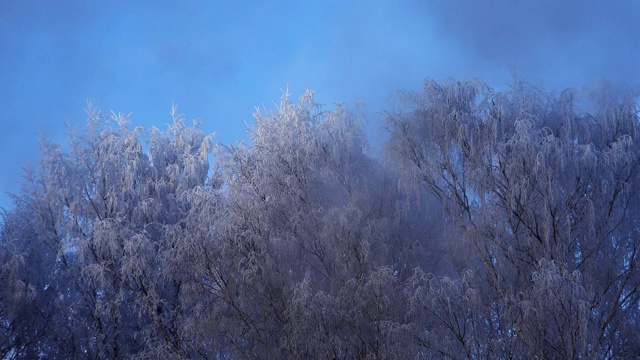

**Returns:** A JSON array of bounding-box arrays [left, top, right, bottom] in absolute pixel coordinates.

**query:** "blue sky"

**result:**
[[2, 0, 640, 211]]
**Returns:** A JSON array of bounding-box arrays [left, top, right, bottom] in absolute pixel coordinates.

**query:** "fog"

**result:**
[[1, 0, 639, 211]]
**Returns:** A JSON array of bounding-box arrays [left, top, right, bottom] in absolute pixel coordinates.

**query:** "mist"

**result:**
[[3, 2, 640, 357], [2, 0, 639, 210]]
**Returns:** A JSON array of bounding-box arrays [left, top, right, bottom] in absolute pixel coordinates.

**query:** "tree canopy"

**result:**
[[2, 80, 639, 359]]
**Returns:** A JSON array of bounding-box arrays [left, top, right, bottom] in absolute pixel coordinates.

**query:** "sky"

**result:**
[[1, 0, 640, 212]]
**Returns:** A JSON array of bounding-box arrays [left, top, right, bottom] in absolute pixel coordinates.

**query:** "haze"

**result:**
[[1, 0, 639, 211]]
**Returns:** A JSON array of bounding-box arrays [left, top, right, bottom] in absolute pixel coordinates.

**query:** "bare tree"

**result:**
[[386, 78, 640, 358]]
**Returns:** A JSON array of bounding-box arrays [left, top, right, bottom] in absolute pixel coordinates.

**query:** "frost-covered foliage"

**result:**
[[1, 80, 639, 359], [386, 78, 640, 358], [199, 90, 435, 358], [0, 106, 215, 359]]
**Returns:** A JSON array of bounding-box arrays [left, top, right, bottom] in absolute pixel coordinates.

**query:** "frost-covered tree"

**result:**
[[0, 92, 439, 359], [5, 79, 637, 359], [0, 105, 215, 358], [207, 90, 437, 358], [386, 78, 640, 358]]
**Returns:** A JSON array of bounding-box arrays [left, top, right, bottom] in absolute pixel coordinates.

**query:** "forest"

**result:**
[[1, 79, 639, 359]]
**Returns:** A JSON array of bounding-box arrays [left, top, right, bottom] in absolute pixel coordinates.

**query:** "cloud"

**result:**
[[416, 0, 640, 88], [2, 0, 638, 212]]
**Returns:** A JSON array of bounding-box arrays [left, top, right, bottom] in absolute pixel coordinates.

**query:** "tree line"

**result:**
[[1, 80, 639, 359]]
